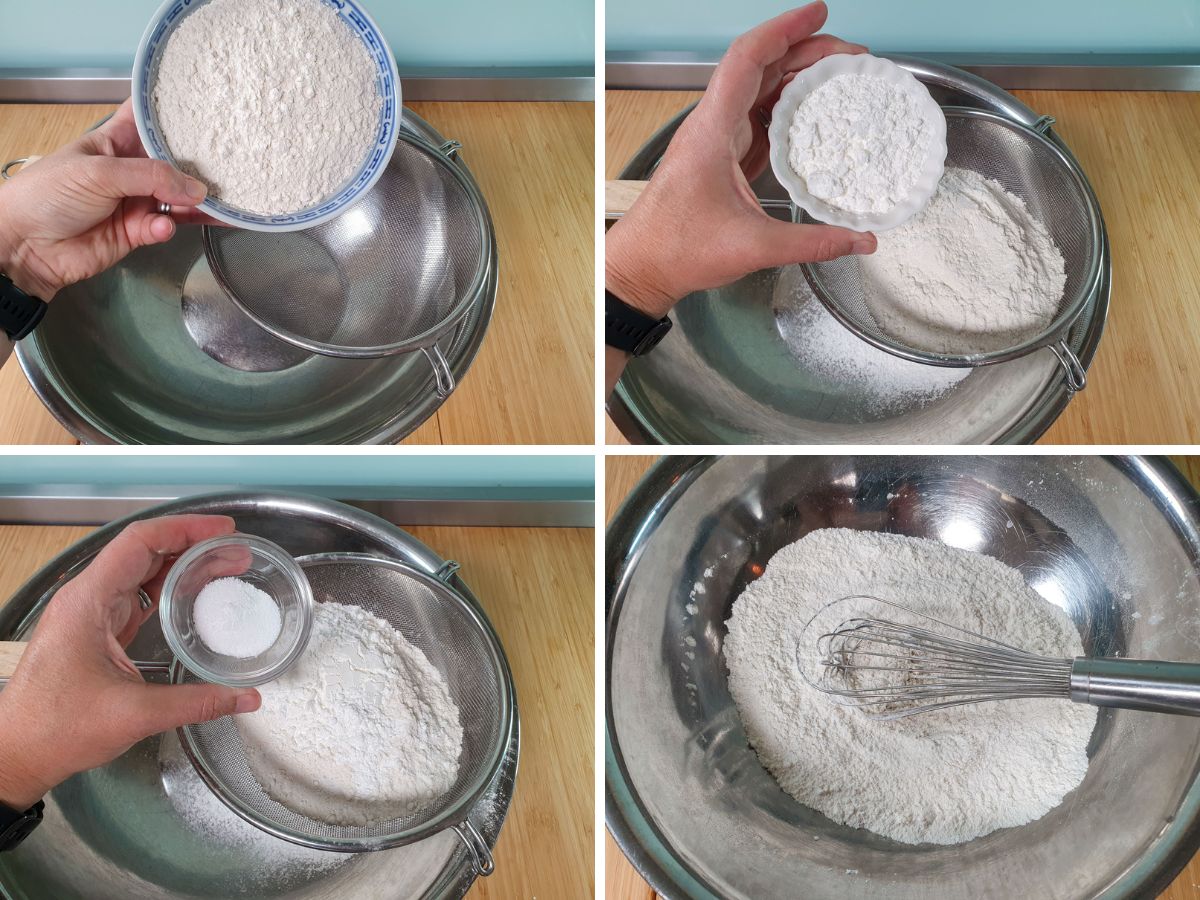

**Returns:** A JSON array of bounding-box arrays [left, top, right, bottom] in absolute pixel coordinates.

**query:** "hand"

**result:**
[[0, 515, 262, 811], [0, 98, 218, 301], [605, 2, 877, 321]]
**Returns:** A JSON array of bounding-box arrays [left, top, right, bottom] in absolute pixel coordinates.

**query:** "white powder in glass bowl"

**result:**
[[193, 577, 282, 658]]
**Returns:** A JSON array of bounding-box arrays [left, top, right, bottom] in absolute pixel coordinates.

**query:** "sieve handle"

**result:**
[[0, 641, 170, 684], [422, 345, 455, 399], [452, 819, 495, 877], [1049, 340, 1087, 393], [1070, 657, 1200, 715], [1, 156, 42, 181], [604, 179, 791, 221]]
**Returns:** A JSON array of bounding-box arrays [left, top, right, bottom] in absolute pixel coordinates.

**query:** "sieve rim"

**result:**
[[201, 131, 495, 359], [801, 106, 1104, 368], [173, 551, 514, 852]]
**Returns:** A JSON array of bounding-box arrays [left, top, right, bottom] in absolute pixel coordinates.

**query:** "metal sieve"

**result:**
[[802, 107, 1103, 393], [203, 132, 494, 397], [172, 553, 513, 876]]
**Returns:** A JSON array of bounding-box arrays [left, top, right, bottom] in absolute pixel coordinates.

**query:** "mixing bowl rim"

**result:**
[[608, 54, 1111, 446], [605, 455, 1200, 900]]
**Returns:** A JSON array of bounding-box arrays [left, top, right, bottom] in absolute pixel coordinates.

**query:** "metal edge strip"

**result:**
[[606, 51, 1200, 91], [0, 66, 594, 103], [0, 495, 594, 528]]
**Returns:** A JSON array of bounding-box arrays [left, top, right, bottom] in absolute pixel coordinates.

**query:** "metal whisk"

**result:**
[[798, 596, 1200, 719]]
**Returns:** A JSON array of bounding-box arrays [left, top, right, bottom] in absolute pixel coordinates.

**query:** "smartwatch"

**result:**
[[605, 290, 672, 357], [0, 800, 43, 852], [0, 273, 48, 341]]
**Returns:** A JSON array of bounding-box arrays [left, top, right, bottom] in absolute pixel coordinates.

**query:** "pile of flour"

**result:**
[[859, 167, 1067, 354], [153, 0, 382, 214], [724, 528, 1096, 845], [236, 602, 463, 825], [788, 73, 940, 215], [774, 268, 969, 412]]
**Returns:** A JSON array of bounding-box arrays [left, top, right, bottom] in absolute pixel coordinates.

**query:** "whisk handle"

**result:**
[[1070, 658, 1200, 716]]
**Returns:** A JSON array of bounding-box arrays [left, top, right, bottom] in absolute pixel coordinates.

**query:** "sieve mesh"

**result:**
[[203, 134, 491, 358], [175, 554, 512, 851], [803, 108, 1102, 366]]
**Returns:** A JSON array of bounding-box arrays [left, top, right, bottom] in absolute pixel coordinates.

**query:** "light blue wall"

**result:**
[[1, 0, 594, 69], [0, 456, 594, 501], [607, 1, 1200, 54]]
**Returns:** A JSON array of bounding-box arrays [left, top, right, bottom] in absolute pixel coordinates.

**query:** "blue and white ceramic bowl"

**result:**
[[132, 0, 401, 232]]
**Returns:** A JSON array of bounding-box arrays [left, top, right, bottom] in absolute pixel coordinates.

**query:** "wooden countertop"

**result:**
[[605, 89, 1200, 446], [605, 454, 1200, 899], [0, 519, 594, 898], [0, 100, 594, 445]]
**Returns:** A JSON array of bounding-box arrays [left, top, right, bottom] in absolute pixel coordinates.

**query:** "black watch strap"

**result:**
[[605, 290, 672, 357], [0, 273, 47, 341], [0, 799, 43, 852]]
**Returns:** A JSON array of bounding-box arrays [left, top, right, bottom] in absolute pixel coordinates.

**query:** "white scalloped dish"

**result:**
[[768, 53, 947, 232]]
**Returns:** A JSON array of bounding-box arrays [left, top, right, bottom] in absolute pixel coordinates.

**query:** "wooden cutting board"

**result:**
[[605, 454, 1200, 899], [605, 89, 1200, 446], [0, 99, 595, 445], [0, 520, 595, 898]]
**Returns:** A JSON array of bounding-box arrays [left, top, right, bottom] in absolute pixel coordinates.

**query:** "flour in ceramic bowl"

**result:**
[[236, 601, 463, 826], [152, 0, 383, 215], [724, 528, 1096, 845], [788, 73, 940, 216], [859, 167, 1067, 355]]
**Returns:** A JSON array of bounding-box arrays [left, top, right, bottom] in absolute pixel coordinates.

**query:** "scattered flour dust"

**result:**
[[236, 602, 463, 826], [788, 72, 940, 215], [775, 267, 969, 412], [859, 167, 1067, 355], [153, 0, 383, 214], [723, 528, 1096, 845]]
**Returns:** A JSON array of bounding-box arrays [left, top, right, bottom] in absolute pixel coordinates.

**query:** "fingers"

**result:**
[[83, 515, 237, 604], [706, 2, 831, 127], [131, 683, 261, 736], [745, 219, 876, 272], [757, 35, 869, 109], [98, 99, 149, 159], [86, 156, 207, 206]]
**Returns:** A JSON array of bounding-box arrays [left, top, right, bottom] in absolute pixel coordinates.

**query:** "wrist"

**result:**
[[0, 199, 57, 303], [605, 224, 680, 320], [0, 723, 51, 810]]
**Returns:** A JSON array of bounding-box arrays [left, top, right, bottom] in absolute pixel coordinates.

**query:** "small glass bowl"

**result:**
[[160, 534, 314, 687]]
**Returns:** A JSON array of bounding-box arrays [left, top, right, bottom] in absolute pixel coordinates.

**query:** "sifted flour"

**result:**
[[153, 0, 382, 214], [774, 267, 969, 412], [724, 528, 1096, 845], [788, 72, 940, 215], [859, 167, 1067, 354], [236, 601, 463, 826]]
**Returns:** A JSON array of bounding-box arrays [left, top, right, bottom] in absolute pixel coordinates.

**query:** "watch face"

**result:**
[[633, 319, 672, 357], [0, 815, 39, 851]]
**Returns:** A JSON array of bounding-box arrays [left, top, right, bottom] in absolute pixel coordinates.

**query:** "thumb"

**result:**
[[88, 156, 207, 206], [747, 219, 876, 271], [131, 683, 261, 735]]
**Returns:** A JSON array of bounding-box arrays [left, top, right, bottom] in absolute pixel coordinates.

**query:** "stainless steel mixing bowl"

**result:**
[[608, 57, 1111, 445], [0, 492, 519, 900], [12, 111, 497, 445], [607, 457, 1200, 899]]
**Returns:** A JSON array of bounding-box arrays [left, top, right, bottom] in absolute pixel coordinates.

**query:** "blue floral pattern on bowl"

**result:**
[[132, 0, 401, 232]]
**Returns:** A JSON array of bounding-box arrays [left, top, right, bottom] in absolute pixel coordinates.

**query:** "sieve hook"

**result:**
[[439, 140, 462, 161], [1049, 339, 1087, 393], [421, 345, 456, 399], [452, 818, 495, 876], [434, 560, 461, 583]]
